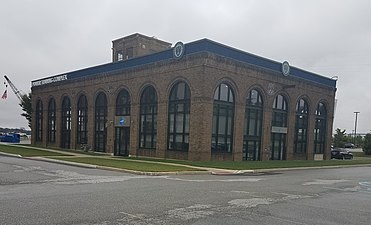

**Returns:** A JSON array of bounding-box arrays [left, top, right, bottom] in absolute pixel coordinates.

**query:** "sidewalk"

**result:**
[[1, 144, 243, 175], [2, 143, 371, 176]]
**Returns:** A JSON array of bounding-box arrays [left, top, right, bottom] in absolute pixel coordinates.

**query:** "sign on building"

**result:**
[[271, 126, 288, 134], [114, 116, 130, 127]]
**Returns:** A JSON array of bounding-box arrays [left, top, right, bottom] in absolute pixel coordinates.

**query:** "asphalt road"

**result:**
[[1, 156, 371, 225]]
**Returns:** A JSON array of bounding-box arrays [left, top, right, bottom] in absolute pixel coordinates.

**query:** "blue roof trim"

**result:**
[[186, 39, 336, 88], [32, 39, 336, 88]]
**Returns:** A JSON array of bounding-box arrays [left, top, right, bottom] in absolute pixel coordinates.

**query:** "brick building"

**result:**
[[31, 33, 337, 161]]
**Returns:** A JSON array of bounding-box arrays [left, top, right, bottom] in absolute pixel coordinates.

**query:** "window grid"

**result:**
[[211, 83, 235, 153], [77, 95, 88, 145], [294, 99, 309, 153], [47, 99, 56, 143], [35, 100, 43, 142], [271, 94, 288, 160], [168, 82, 190, 151], [115, 89, 131, 155], [95, 93, 107, 152], [243, 89, 263, 161], [139, 86, 157, 149], [116, 89, 131, 116], [61, 97, 71, 149], [314, 102, 327, 154]]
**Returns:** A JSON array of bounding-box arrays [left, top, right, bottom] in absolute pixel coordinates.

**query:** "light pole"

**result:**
[[354, 111, 360, 145]]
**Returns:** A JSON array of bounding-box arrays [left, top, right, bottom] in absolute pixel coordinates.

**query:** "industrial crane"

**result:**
[[3, 75, 24, 102]]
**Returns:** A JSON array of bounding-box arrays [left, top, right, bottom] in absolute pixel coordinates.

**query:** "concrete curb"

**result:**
[[96, 165, 211, 176], [23, 156, 210, 176], [25, 157, 97, 169], [251, 164, 371, 174], [0, 152, 22, 158], [210, 169, 254, 175]]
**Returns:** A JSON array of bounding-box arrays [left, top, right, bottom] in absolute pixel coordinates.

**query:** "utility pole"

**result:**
[[354, 111, 360, 145]]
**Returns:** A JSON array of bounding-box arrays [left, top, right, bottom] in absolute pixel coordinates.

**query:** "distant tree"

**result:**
[[19, 93, 32, 129], [363, 133, 371, 155], [333, 128, 347, 148], [354, 135, 364, 148]]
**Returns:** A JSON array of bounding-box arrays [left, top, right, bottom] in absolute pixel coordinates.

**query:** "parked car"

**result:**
[[331, 148, 353, 160], [344, 143, 355, 148]]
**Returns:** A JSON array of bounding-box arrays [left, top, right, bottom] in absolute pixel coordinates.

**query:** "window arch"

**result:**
[[116, 89, 131, 116], [314, 102, 327, 154], [211, 83, 235, 152], [168, 81, 191, 151], [35, 100, 43, 142], [271, 94, 288, 160], [139, 86, 157, 149], [243, 89, 263, 160], [95, 92, 107, 152], [77, 95, 88, 145], [61, 96, 71, 148], [115, 89, 131, 156], [47, 98, 56, 143], [294, 98, 309, 153]]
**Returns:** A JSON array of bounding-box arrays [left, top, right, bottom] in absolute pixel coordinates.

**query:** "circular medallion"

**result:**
[[173, 42, 185, 59], [282, 61, 290, 76]]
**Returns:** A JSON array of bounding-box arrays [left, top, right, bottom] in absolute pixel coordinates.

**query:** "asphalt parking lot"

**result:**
[[1, 155, 371, 225]]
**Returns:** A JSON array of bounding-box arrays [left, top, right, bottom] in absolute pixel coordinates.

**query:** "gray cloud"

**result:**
[[1, 0, 370, 134]]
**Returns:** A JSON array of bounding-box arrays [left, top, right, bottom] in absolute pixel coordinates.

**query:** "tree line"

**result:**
[[333, 128, 371, 155]]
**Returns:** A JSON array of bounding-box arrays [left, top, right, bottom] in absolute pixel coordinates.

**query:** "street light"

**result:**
[[354, 111, 360, 145]]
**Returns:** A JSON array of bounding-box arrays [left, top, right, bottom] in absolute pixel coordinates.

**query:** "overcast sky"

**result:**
[[1, 0, 370, 134]]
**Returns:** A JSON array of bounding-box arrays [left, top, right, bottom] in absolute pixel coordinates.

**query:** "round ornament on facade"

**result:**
[[173, 42, 185, 59], [282, 61, 290, 76]]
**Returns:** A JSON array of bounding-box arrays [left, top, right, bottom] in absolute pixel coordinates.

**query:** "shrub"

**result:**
[[363, 133, 371, 155]]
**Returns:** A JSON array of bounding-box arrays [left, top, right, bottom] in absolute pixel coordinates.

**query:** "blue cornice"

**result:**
[[32, 39, 336, 89]]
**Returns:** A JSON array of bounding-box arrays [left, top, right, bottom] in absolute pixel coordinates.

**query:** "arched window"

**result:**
[[294, 98, 309, 153], [211, 83, 235, 152], [61, 96, 71, 148], [116, 89, 131, 116], [95, 92, 107, 152], [168, 81, 191, 151], [271, 94, 288, 160], [35, 100, 43, 142], [77, 95, 88, 145], [139, 86, 157, 149], [314, 102, 327, 154], [47, 98, 56, 143], [243, 89, 263, 160], [115, 89, 131, 156]]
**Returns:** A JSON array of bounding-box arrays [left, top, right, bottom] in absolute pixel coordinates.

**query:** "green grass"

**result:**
[[2, 145, 371, 172], [62, 149, 111, 156], [352, 152, 371, 157], [183, 159, 371, 170], [18, 144, 108, 156], [47, 157, 204, 172], [124, 156, 371, 170], [0, 145, 72, 157]]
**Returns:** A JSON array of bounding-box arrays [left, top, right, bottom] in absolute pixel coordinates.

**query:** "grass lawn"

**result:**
[[125, 156, 371, 170], [352, 152, 371, 157], [2, 145, 371, 171], [0, 144, 72, 157], [47, 157, 204, 172], [183, 159, 371, 170], [18, 144, 108, 156]]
